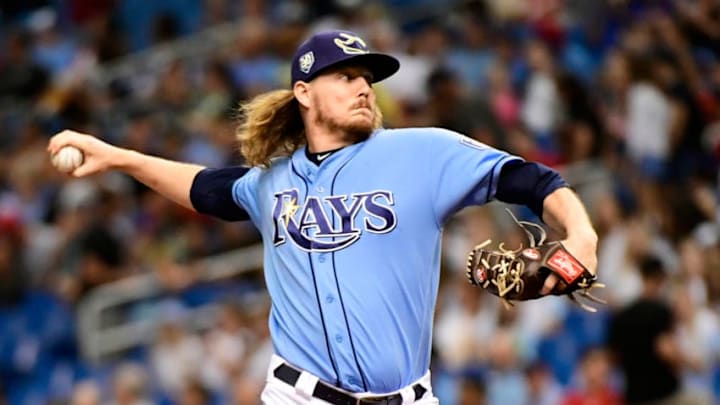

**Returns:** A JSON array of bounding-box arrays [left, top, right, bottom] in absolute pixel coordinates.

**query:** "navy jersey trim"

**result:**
[[290, 162, 340, 384], [495, 161, 569, 219], [330, 159, 370, 392], [190, 167, 251, 221], [485, 161, 497, 206]]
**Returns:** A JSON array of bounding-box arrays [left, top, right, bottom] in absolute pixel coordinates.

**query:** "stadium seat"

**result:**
[[537, 329, 580, 385]]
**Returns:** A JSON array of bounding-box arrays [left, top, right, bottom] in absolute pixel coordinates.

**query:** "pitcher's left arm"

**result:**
[[494, 161, 598, 294]]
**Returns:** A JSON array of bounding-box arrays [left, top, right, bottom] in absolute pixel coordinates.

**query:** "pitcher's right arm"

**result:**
[[48, 130, 244, 218]]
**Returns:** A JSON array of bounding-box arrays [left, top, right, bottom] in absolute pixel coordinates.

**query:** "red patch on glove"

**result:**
[[547, 249, 584, 284]]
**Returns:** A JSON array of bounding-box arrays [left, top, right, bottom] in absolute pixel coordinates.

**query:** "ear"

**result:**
[[293, 81, 312, 109]]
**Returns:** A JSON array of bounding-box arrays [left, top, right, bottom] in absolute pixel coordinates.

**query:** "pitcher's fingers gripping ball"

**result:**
[[51, 145, 84, 173], [466, 210, 605, 312]]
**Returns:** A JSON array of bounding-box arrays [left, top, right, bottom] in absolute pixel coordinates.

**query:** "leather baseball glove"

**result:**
[[466, 211, 605, 312]]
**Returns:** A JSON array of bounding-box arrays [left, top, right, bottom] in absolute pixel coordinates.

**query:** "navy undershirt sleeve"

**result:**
[[494, 161, 569, 219], [190, 166, 251, 221]]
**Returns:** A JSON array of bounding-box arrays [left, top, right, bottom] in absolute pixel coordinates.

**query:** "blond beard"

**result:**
[[313, 107, 374, 144]]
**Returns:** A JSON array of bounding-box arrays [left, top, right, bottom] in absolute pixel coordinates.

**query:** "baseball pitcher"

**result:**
[[48, 30, 599, 405]]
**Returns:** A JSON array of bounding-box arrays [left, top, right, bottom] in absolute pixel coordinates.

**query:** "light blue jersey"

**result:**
[[231, 127, 521, 393]]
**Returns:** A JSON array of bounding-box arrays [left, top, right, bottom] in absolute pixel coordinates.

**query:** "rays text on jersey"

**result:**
[[272, 189, 397, 252]]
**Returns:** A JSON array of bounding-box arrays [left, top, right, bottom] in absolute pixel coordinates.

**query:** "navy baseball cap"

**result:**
[[291, 30, 400, 85]]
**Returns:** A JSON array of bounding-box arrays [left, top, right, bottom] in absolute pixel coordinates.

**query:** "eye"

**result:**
[[338, 73, 350, 81]]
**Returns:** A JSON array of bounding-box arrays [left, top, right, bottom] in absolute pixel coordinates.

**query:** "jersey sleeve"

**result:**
[[426, 128, 522, 224], [189, 166, 257, 221], [231, 167, 262, 223]]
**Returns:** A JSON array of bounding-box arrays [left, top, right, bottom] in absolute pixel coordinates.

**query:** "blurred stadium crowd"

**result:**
[[0, 0, 719, 404]]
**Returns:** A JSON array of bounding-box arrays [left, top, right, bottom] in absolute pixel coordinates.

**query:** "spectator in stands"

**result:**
[[235, 297, 273, 397], [624, 54, 676, 182], [486, 61, 520, 130], [434, 273, 498, 371], [224, 296, 272, 403], [677, 237, 710, 306], [152, 60, 193, 115], [0, 209, 27, 307], [485, 329, 528, 405], [230, 374, 263, 405], [27, 8, 80, 78], [671, 282, 719, 402], [561, 347, 620, 405], [69, 380, 101, 405], [446, 14, 496, 91], [596, 48, 630, 146], [176, 379, 212, 405], [525, 361, 563, 405], [596, 205, 649, 307], [0, 29, 50, 100], [150, 300, 205, 396], [76, 224, 127, 290], [457, 376, 486, 405], [424, 67, 505, 147], [54, 220, 128, 302], [201, 300, 250, 390], [229, 19, 282, 95], [521, 39, 564, 155], [366, 19, 434, 110], [109, 363, 153, 405], [608, 255, 707, 404]]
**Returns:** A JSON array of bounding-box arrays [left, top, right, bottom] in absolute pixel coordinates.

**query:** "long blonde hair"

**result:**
[[236, 90, 305, 168], [236, 89, 384, 168]]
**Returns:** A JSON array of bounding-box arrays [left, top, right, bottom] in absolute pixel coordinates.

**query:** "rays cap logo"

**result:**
[[298, 51, 314, 74], [291, 30, 400, 86]]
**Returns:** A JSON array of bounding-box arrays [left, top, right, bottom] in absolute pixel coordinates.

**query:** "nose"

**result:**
[[355, 77, 371, 98]]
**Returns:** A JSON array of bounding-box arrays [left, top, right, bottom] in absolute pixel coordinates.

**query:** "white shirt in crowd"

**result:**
[[625, 82, 672, 161]]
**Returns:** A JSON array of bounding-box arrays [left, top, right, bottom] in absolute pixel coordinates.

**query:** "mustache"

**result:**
[[351, 100, 371, 109]]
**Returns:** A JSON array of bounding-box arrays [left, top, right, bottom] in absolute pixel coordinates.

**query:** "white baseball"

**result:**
[[51, 146, 84, 173]]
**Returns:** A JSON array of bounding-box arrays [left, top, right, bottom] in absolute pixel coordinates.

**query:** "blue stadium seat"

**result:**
[[563, 306, 611, 350], [537, 329, 580, 385], [7, 379, 47, 405]]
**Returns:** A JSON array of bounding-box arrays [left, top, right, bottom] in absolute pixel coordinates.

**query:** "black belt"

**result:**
[[273, 363, 427, 405]]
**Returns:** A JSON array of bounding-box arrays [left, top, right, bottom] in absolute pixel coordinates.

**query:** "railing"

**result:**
[[89, 21, 242, 88], [77, 243, 264, 364]]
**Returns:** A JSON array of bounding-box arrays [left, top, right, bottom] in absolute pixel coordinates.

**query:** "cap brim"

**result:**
[[348, 53, 400, 83], [311, 53, 400, 84]]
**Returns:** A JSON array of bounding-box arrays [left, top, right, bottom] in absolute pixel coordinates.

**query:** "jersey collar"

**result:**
[[290, 130, 381, 181]]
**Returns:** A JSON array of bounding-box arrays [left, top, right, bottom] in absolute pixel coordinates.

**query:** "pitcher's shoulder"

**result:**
[[372, 127, 467, 148], [373, 127, 463, 142], [375, 126, 458, 138], [261, 156, 292, 173], [235, 157, 290, 185]]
